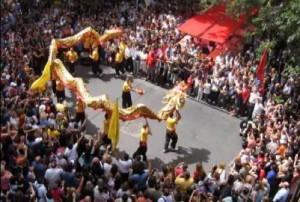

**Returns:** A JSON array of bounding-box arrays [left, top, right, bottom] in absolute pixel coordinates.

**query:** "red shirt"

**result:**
[[187, 75, 194, 88], [175, 166, 185, 177], [193, 170, 203, 181], [258, 168, 266, 180], [146, 50, 156, 68], [51, 188, 64, 202], [241, 87, 250, 103]]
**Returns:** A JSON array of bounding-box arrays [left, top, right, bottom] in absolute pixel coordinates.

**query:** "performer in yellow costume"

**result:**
[[133, 119, 151, 161], [65, 47, 78, 74], [89, 44, 102, 77], [115, 47, 125, 76], [122, 76, 144, 109], [75, 99, 86, 124], [101, 113, 112, 147], [164, 108, 181, 153], [55, 80, 65, 101]]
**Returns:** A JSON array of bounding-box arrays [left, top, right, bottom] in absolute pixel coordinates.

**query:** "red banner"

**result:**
[[256, 49, 268, 90]]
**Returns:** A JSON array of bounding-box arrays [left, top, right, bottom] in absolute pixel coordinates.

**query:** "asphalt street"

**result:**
[[66, 65, 242, 171]]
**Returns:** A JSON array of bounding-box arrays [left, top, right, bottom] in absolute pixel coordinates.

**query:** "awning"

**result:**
[[178, 4, 245, 44], [178, 13, 218, 37], [200, 15, 244, 44], [178, 4, 226, 37]]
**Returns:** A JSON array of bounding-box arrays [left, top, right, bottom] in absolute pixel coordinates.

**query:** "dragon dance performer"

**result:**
[[164, 108, 181, 153], [65, 47, 78, 74], [101, 112, 112, 147], [115, 47, 125, 77], [75, 99, 86, 124], [122, 76, 143, 109], [89, 44, 103, 77], [133, 119, 151, 161], [55, 80, 65, 102]]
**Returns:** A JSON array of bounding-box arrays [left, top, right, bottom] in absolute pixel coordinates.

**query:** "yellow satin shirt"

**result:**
[[56, 81, 64, 91], [122, 81, 132, 92], [47, 128, 60, 138], [91, 48, 99, 61], [76, 101, 85, 113], [103, 119, 109, 135], [166, 117, 177, 131], [83, 38, 92, 49], [66, 50, 78, 63], [140, 127, 149, 143], [115, 52, 124, 63], [119, 42, 126, 54], [175, 176, 194, 192]]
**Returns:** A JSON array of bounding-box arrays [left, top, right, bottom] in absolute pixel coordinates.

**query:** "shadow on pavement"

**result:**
[[101, 73, 116, 82], [74, 64, 94, 84], [75, 64, 123, 83], [84, 118, 98, 135], [150, 146, 210, 170]]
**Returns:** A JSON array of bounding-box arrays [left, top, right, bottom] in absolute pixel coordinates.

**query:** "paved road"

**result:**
[[66, 65, 241, 171]]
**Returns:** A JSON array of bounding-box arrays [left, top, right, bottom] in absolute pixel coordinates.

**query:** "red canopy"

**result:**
[[178, 14, 216, 37], [200, 14, 244, 44], [178, 4, 244, 44]]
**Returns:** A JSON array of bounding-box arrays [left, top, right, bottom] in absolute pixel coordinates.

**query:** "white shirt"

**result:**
[[139, 51, 147, 60], [219, 169, 227, 184], [273, 187, 289, 202], [34, 181, 47, 202], [104, 163, 112, 176], [117, 159, 132, 174], [9, 117, 18, 128], [158, 195, 173, 202], [64, 143, 78, 163], [267, 141, 278, 154], [252, 103, 264, 118], [282, 84, 291, 95], [215, 55, 223, 65], [44, 167, 63, 189], [211, 79, 219, 92], [249, 92, 261, 104], [48, 118, 56, 128], [204, 83, 211, 94], [94, 186, 110, 202], [131, 47, 138, 60], [228, 72, 235, 83]]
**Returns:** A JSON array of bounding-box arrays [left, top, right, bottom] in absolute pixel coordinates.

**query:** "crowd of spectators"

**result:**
[[1, 0, 300, 201]]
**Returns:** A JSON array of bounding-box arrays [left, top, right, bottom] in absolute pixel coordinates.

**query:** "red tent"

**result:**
[[178, 14, 216, 37], [178, 4, 244, 44], [200, 14, 244, 44]]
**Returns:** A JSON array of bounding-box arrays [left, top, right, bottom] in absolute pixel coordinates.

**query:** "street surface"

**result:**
[[66, 65, 241, 171]]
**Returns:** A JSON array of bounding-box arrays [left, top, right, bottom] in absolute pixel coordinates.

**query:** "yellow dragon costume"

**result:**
[[30, 27, 186, 121]]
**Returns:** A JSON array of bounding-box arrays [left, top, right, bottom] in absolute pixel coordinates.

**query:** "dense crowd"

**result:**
[[1, 0, 300, 202]]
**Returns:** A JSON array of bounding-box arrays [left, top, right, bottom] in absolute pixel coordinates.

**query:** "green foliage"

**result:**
[[283, 65, 300, 77], [255, 40, 275, 57], [251, 0, 300, 75], [198, 0, 219, 11], [274, 95, 285, 104], [227, 0, 264, 17]]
